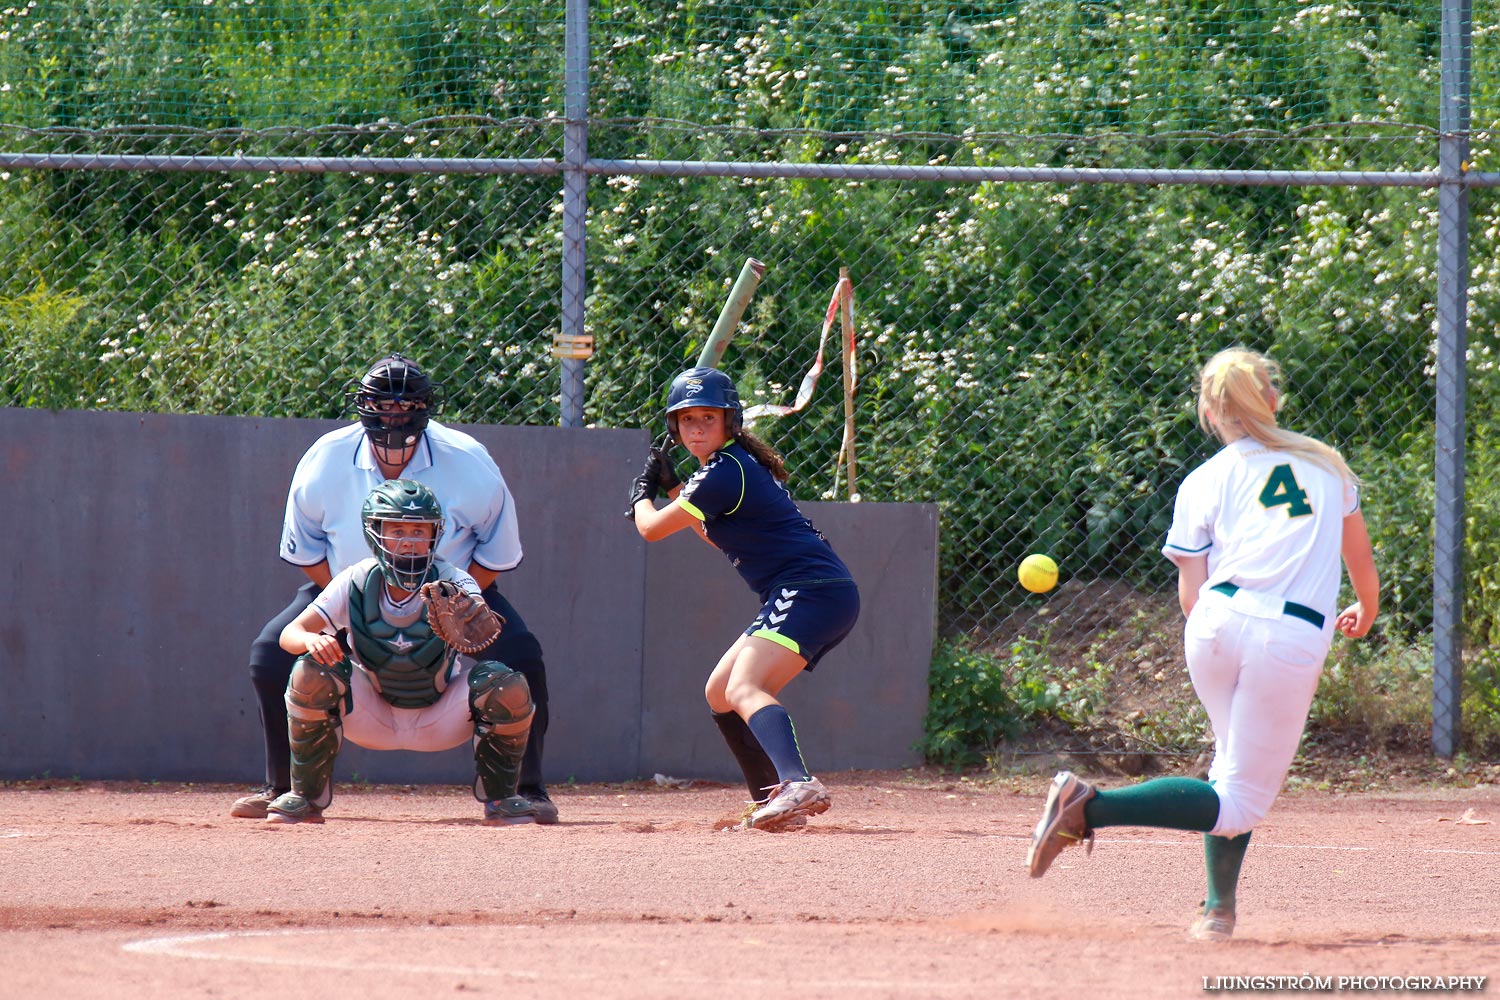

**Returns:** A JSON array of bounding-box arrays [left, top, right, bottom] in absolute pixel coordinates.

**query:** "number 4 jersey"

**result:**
[[1162, 437, 1359, 618]]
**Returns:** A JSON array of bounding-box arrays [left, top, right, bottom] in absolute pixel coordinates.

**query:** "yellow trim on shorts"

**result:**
[[752, 629, 801, 654]]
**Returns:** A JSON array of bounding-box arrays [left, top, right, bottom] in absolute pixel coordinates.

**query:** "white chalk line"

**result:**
[[121, 927, 988, 992], [125, 929, 544, 979], [13, 822, 1497, 857], [9, 823, 1496, 857]]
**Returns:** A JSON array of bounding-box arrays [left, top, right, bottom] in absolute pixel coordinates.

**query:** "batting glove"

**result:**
[[625, 453, 661, 520], [649, 433, 681, 492]]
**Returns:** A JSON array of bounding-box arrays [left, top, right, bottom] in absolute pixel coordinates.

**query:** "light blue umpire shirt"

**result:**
[[279, 420, 523, 579]]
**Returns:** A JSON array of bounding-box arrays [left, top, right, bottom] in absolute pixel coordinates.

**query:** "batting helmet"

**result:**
[[664, 367, 742, 442], [347, 354, 441, 464], [361, 478, 446, 592]]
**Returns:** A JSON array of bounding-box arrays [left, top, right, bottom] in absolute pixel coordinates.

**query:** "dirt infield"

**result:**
[[2, 772, 1497, 999]]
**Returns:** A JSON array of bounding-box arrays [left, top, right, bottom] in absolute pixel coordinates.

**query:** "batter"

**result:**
[[628, 366, 860, 831]]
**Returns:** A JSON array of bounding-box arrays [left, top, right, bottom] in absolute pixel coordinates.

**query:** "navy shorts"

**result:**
[[743, 579, 860, 670]]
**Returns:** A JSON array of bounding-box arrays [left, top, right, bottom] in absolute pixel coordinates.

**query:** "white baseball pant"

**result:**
[[343, 661, 476, 752], [1185, 588, 1330, 837]]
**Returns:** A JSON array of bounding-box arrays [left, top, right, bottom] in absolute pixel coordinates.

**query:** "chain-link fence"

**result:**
[[3, 0, 1498, 751]]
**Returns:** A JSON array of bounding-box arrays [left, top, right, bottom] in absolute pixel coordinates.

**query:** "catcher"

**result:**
[[265, 478, 538, 825]]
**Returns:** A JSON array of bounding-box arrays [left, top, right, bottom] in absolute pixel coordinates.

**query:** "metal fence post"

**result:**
[[558, 0, 590, 427], [1432, 0, 1472, 757]]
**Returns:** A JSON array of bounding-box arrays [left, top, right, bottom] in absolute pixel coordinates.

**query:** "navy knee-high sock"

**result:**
[[745, 705, 813, 783], [712, 710, 781, 801]]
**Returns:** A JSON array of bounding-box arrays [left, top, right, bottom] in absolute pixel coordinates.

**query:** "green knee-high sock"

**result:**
[[1082, 776, 1220, 832], [1204, 832, 1252, 913]]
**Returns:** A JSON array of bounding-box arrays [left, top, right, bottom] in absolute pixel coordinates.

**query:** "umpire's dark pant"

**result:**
[[247, 580, 550, 794]]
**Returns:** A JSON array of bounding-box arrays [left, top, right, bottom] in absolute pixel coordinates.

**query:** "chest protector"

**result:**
[[347, 566, 453, 708]]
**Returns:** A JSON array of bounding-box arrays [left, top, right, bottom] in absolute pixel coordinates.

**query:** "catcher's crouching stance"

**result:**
[[266, 478, 539, 826]]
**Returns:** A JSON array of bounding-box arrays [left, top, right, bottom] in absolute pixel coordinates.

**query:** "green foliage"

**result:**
[[918, 634, 1112, 765], [1309, 635, 1433, 747], [0, 156, 561, 420], [1461, 648, 1500, 756], [0, 280, 87, 408], [1458, 367, 1500, 647], [0, 1, 564, 127], [923, 625, 1484, 768], [1308, 632, 1500, 756], [0, 0, 1488, 668]]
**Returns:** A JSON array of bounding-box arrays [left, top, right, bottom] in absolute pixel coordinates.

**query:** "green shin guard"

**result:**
[[1084, 776, 1221, 833], [285, 655, 352, 812], [473, 728, 528, 802], [468, 661, 534, 803], [288, 714, 341, 810], [1204, 831, 1252, 914]]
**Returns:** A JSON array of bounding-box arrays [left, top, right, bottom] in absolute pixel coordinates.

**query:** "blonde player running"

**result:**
[[1026, 347, 1380, 942]]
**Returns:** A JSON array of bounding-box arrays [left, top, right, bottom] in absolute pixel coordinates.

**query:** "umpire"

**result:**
[[232, 354, 558, 823]]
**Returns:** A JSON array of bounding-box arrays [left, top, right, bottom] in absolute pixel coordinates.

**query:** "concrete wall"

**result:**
[[0, 408, 937, 786]]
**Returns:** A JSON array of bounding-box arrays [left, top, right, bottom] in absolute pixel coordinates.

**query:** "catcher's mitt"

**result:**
[[420, 580, 504, 654]]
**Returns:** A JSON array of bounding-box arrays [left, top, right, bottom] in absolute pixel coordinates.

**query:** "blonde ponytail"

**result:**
[[1196, 348, 1359, 485]]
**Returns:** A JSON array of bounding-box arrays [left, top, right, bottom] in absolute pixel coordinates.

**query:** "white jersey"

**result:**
[[1162, 437, 1358, 619], [279, 420, 522, 577], [306, 557, 481, 642]]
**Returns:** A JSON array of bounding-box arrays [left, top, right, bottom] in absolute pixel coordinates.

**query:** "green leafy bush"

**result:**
[[1310, 636, 1433, 748], [919, 635, 1071, 766]]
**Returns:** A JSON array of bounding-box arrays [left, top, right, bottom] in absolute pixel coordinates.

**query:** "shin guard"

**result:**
[[469, 661, 534, 802], [284, 656, 351, 811]]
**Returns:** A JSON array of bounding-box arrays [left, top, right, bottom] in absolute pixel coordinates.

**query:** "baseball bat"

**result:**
[[697, 257, 766, 369], [838, 266, 858, 499]]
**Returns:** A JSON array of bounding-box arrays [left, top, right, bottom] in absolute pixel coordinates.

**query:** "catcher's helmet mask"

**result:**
[[664, 366, 742, 443], [348, 354, 443, 465], [362, 479, 446, 592]]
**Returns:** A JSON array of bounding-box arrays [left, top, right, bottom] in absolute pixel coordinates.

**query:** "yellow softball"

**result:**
[[1018, 553, 1059, 594]]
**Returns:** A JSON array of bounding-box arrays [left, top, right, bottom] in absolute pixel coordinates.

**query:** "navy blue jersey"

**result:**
[[677, 441, 852, 598]]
